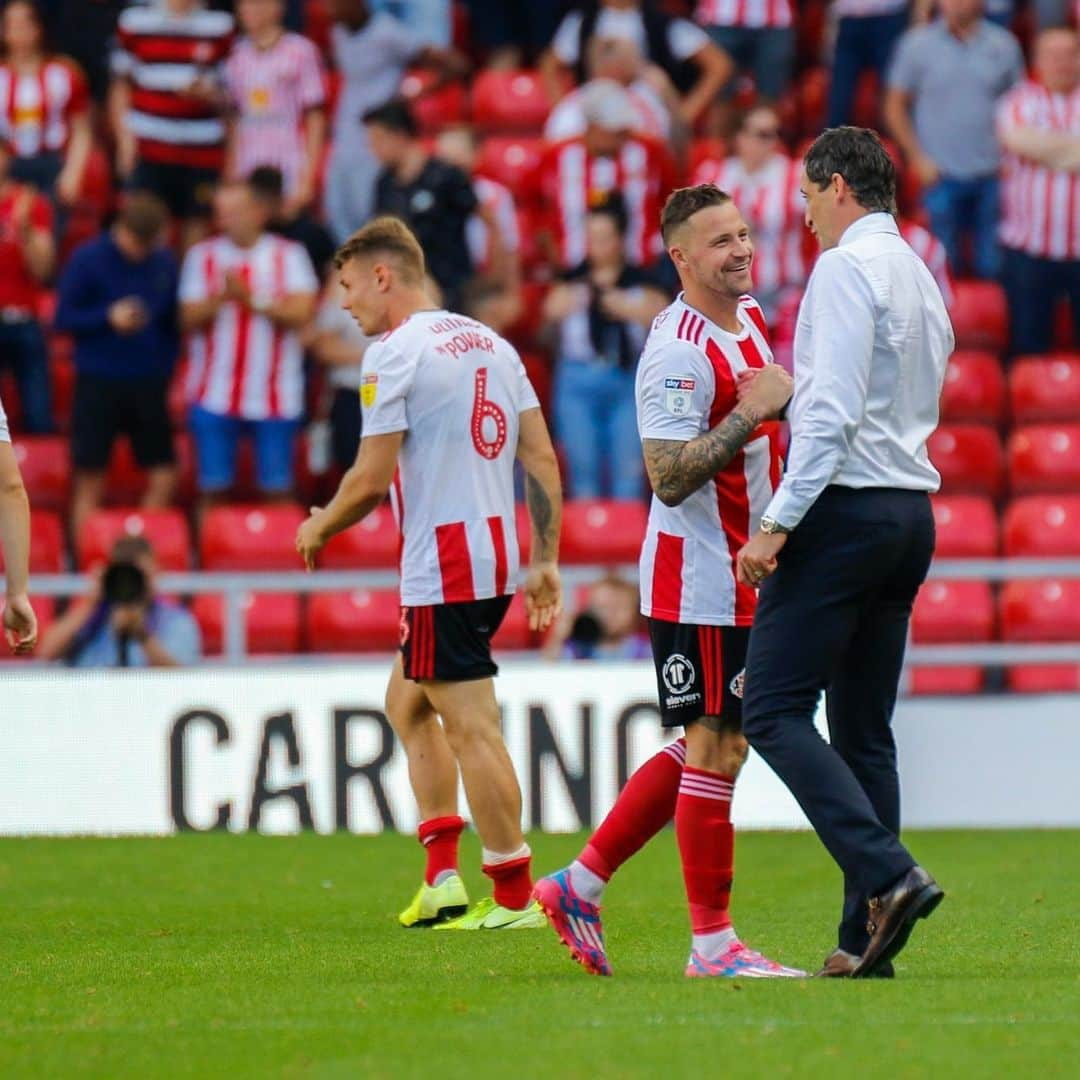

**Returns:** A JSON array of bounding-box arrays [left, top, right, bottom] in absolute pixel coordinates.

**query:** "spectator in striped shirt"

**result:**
[[224, 0, 327, 221], [110, 0, 235, 249], [997, 27, 1080, 356], [0, 0, 92, 220]]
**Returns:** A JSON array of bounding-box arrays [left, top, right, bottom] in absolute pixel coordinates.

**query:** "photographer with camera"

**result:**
[[39, 535, 201, 667], [545, 574, 650, 662]]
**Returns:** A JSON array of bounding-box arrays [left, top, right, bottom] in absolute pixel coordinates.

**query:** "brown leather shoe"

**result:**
[[851, 866, 944, 979], [815, 948, 894, 978]]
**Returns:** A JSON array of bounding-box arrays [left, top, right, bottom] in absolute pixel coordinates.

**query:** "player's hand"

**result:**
[[3, 593, 37, 654], [523, 561, 562, 632], [295, 507, 328, 571], [741, 364, 793, 419], [55, 166, 81, 207], [111, 602, 148, 637], [736, 530, 787, 587], [222, 270, 251, 305]]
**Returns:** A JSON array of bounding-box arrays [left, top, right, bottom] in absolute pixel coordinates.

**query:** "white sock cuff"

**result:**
[[482, 842, 531, 866]]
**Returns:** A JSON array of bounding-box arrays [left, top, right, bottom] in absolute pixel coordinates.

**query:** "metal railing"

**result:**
[[24, 558, 1080, 666]]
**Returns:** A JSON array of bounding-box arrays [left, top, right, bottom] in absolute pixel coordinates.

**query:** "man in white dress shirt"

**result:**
[[736, 127, 953, 980], [0, 392, 37, 654]]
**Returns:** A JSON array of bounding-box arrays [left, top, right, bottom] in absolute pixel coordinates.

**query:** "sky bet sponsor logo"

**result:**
[[664, 377, 695, 391]]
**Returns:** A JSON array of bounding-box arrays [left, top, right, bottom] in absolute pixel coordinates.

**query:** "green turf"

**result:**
[[1, 830, 1078, 1078]]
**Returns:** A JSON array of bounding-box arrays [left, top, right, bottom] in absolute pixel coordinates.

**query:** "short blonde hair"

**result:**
[[333, 216, 426, 282]]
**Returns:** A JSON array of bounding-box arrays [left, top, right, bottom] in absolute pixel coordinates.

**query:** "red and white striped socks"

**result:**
[[568, 738, 687, 904], [675, 766, 738, 961], [417, 814, 465, 886]]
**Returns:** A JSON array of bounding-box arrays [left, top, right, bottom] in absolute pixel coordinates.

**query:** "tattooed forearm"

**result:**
[[526, 472, 559, 562], [645, 404, 762, 507]]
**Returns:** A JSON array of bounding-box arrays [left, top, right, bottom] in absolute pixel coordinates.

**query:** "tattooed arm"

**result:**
[[516, 407, 563, 630]]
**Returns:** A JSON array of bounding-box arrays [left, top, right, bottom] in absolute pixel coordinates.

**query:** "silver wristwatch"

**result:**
[[760, 517, 790, 535]]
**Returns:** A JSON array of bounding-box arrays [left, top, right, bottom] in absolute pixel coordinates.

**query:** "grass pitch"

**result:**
[[1, 829, 1078, 1078]]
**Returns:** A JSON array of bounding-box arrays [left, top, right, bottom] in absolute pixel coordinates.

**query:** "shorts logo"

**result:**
[[729, 668, 745, 699], [360, 374, 378, 407], [664, 377, 695, 417], [662, 653, 696, 695]]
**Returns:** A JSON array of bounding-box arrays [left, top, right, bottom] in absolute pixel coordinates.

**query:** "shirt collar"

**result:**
[[838, 212, 899, 247]]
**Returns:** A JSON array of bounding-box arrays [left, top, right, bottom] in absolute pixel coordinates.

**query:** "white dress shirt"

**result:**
[[764, 213, 954, 529]]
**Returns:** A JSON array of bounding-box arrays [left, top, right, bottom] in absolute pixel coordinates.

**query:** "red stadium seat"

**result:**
[[910, 579, 995, 694], [561, 500, 649, 564], [199, 504, 306, 570], [1003, 495, 1080, 557], [104, 439, 149, 506], [950, 280, 1009, 352], [939, 350, 1005, 425], [930, 495, 998, 558], [77, 145, 113, 219], [1054, 298, 1074, 350], [193, 592, 302, 655], [475, 136, 544, 195], [492, 592, 535, 651], [471, 69, 550, 133], [49, 353, 75, 431], [11, 435, 69, 511], [1007, 423, 1080, 495], [306, 589, 400, 652], [1008, 354, 1080, 424], [1000, 579, 1080, 692], [320, 503, 400, 569], [0, 510, 63, 573], [399, 71, 467, 132], [926, 424, 1005, 498], [78, 508, 192, 571]]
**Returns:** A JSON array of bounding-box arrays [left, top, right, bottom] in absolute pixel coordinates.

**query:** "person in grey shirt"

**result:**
[[323, 0, 466, 244], [737, 127, 953, 979], [885, 0, 1024, 278]]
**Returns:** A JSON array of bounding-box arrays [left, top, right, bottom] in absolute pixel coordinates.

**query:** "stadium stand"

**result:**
[[1009, 354, 1080, 424]]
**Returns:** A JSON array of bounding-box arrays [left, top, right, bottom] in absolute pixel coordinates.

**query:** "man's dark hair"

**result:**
[[588, 191, 628, 237], [116, 191, 168, 244], [361, 97, 418, 137], [248, 165, 285, 201], [660, 184, 732, 245], [804, 126, 897, 215]]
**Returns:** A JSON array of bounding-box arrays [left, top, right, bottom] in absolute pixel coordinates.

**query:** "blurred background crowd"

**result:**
[[2, 0, 1080, 684]]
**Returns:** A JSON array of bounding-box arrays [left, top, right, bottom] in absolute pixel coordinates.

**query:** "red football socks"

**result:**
[[579, 738, 687, 881], [417, 815, 465, 886], [675, 766, 736, 934], [482, 844, 533, 910]]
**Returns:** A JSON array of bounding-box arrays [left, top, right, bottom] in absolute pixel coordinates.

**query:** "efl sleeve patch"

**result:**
[[360, 373, 378, 407], [664, 376, 695, 416]]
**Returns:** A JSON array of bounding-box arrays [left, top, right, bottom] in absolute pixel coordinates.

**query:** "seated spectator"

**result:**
[[39, 535, 202, 668], [249, 165, 337, 279], [0, 0, 92, 223], [224, 0, 326, 221], [545, 573, 651, 661], [541, 196, 667, 500], [692, 105, 806, 322], [364, 98, 482, 311], [544, 36, 679, 146], [0, 137, 54, 434], [305, 280, 370, 472], [541, 0, 731, 130], [110, 0, 235, 250], [179, 178, 319, 507], [997, 26, 1080, 356], [323, 0, 466, 244], [693, 0, 795, 112], [884, 0, 1024, 279], [54, 193, 180, 538], [827, 0, 910, 129], [535, 81, 678, 271]]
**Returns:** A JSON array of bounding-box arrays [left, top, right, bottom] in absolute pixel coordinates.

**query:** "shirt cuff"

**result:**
[[762, 482, 807, 531]]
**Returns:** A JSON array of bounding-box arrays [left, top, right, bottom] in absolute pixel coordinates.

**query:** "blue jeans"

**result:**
[[922, 175, 1001, 280], [827, 12, 907, 128], [554, 358, 643, 500], [189, 405, 300, 495], [1001, 246, 1080, 356], [0, 319, 53, 433], [706, 26, 795, 101]]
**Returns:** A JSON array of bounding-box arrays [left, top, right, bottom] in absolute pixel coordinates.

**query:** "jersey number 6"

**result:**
[[471, 367, 508, 460]]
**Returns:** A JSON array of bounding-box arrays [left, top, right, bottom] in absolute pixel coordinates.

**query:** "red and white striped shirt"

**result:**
[[694, 1, 793, 29], [468, 175, 519, 275], [997, 78, 1080, 260], [360, 310, 541, 607], [899, 219, 954, 306], [179, 233, 318, 420], [224, 32, 325, 195], [0, 58, 88, 157], [636, 294, 783, 626], [113, 5, 235, 170], [692, 152, 807, 299], [544, 79, 671, 142], [535, 135, 678, 268]]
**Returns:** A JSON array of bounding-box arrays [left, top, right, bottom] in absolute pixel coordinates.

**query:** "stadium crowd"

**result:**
[[1, 0, 1079, 686]]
